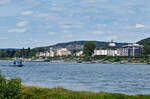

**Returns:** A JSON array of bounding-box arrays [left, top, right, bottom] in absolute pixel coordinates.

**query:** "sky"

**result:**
[[0, 0, 150, 48]]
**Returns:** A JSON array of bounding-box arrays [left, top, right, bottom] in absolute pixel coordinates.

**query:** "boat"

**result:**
[[10, 59, 24, 67]]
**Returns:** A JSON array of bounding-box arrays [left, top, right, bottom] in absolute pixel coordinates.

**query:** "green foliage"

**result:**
[[137, 37, 150, 55], [21, 86, 150, 99], [137, 37, 150, 45], [0, 71, 22, 99], [83, 56, 91, 61], [83, 41, 96, 56], [14, 51, 20, 57], [0, 51, 8, 58], [0, 47, 36, 58], [112, 57, 121, 62], [143, 45, 150, 55], [13, 47, 36, 58]]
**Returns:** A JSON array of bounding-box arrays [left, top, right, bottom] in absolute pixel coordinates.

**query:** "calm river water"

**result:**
[[0, 60, 150, 95]]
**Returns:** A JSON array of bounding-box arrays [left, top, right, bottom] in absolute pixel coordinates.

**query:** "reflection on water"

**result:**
[[0, 60, 150, 95]]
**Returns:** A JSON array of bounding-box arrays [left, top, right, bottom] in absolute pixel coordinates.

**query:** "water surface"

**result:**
[[0, 60, 150, 95]]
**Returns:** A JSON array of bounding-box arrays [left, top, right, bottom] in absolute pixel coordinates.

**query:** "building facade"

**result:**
[[36, 42, 143, 57], [36, 48, 71, 57], [118, 44, 143, 57], [94, 42, 143, 57], [56, 48, 72, 56]]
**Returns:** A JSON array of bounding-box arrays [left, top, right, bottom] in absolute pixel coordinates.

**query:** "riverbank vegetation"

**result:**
[[1, 71, 150, 99], [0, 48, 36, 59]]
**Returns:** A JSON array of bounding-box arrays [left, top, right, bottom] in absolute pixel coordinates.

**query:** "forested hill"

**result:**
[[137, 37, 150, 45], [33, 41, 130, 51], [137, 37, 150, 55]]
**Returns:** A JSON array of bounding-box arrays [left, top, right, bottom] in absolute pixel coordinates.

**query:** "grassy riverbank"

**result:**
[[21, 86, 150, 99], [0, 57, 12, 60]]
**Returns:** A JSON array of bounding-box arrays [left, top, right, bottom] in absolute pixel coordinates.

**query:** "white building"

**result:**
[[76, 51, 83, 56], [36, 52, 46, 57], [94, 43, 143, 57], [56, 48, 71, 56], [94, 41, 118, 56], [48, 48, 55, 57], [107, 49, 118, 56], [94, 49, 107, 56], [94, 49, 118, 56], [36, 48, 71, 57]]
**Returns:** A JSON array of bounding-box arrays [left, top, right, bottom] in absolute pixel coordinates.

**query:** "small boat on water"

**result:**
[[10, 59, 24, 67]]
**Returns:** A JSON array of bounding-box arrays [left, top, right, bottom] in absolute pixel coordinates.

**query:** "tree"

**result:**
[[14, 51, 20, 57], [83, 41, 96, 56], [143, 45, 150, 55], [0, 51, 7, 58], [21, 48, 25, 57], [0, 70, 22, 99]]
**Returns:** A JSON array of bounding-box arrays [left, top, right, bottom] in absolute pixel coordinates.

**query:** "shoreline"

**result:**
[[21, 85, 150, 99], [0, 59, 149, 65], [24, 59, 150, 65]]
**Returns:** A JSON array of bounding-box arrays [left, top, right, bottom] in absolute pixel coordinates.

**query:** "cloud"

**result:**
[[38, 13, 49, 17], [60, 24, 83, 29], [36, 13, 58, 20], [0, 0, 11, 5], [93, 30, 104, 35], [136, 24, 145, 28], [48, 32, 56, 35], [21, 11, 33, 15], [8, 28, 26, 33], [16, 21, 28, 27]]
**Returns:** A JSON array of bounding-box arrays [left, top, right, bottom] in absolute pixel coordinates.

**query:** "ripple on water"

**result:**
[[0, 61, 150, 95]]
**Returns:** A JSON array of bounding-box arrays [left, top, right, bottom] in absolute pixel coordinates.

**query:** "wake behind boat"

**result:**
[[10, 58, 24, 67]]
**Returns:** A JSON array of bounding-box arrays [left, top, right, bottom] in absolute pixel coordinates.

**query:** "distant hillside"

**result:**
[[33, 41, 130, 52], [137, 37, 150, 45]]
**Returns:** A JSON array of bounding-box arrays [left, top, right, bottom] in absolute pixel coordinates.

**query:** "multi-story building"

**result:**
[[56, 48, 72, 56], [36, 48, 71, 57], [36, 42, 143, 57], [94, 42, 143, 57], [107, 49, 118, 56], [118, 44, 143, 57], [94, 41, 118, 56], [36, 52, 46, 57], [94, 49, 107, 56]]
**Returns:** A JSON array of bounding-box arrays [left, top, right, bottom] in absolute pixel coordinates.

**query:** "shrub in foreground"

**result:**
[[0, 71, 22, 99]]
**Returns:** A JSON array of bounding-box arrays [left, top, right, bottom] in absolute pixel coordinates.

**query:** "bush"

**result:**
[[0, 71, 22, 99], [112, 57, 121, 62]]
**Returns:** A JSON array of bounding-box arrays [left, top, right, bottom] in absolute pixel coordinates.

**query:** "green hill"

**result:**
[[33, 41, 129, 52], [137, 38, 150, 55], [137, 37, 150, 45]]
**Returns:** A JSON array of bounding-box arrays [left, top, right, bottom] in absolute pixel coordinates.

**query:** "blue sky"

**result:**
[[0, 0, 150, 48]]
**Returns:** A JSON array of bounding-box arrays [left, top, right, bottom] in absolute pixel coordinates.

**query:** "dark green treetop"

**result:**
[[83, 41, 96, 56]]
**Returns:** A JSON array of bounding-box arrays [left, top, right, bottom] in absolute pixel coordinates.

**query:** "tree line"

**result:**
[[0, 48, 36, 58]]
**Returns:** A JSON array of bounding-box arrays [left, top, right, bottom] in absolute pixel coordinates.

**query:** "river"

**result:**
[[0, 60, 150, 95]]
